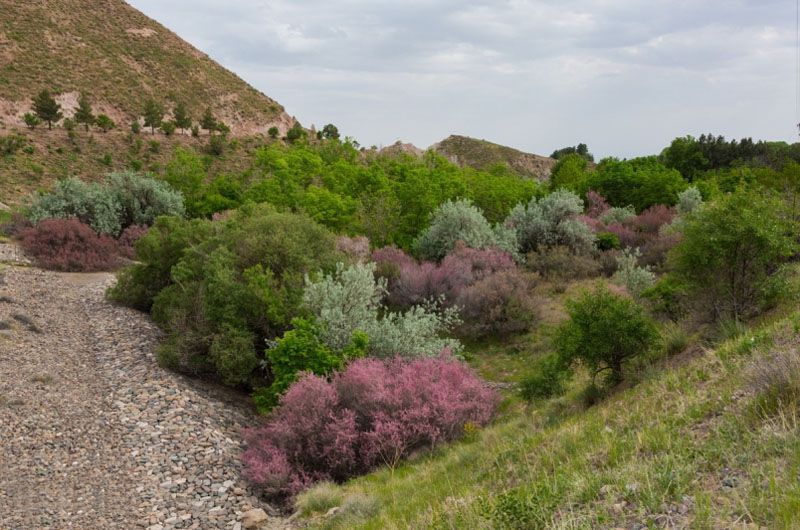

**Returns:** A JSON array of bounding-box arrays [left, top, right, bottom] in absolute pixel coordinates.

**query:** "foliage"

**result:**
[[525, 245, 601, 283], [268, 126, 279, 139], [160, 121, 176, 136], [20, 218, 119, 272], [455, 269, 540, 338], [676, 186, 703, 215], [28, 177, 123, 235], [255, 317, 368, 412], [117, 224, 149, 260], [131, 120, 141, 134], [549, 153, 589, 192], [415, 199, 517, 261], [0, 133, 26, 157], [506, 189, 596, 255], [586, 156, 687, 212], [747, 346, 800, 417], [112, 204, 341, 389], [74, 93, 95, 130], [612, 248, 656, 298], [321, 124, 340, 140], [23, 112, 40, 130], [550, 143, 593, 162], [173, 101, 192, 131], [286, 124, 308, 143], [142, 98, 164, 133], [243, 355, 498, 504], [519, 354, 572, 401], [200, 107, 217, 131], [95, 114, 115, 132], [106, 171, 185, 228], [670, 188, 798, 321], [304, 262, 462, 358], [555, 285, 659, 384], [32, 89, 62, 129]]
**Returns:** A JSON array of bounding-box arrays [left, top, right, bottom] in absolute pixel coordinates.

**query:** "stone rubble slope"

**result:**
[[0, 263, 290, 530]]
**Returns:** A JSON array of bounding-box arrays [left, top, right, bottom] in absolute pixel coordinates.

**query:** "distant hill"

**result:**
[[0, 0, 295, 135], [432, 135, 556, 181]]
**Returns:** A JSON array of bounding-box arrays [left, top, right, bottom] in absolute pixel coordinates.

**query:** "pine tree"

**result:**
[[173, 102, 192, 133], [200, 107, 217, 132], [142, 98, 164, 134], [32, 90, 63, 130], [74, 93, 95, 131]]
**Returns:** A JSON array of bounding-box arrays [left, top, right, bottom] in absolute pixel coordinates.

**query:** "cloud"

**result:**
[[128, 0, 797, 157]]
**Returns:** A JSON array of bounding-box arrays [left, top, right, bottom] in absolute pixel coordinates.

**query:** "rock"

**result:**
[[325, 506, 341, 517], [611, 501, 627, 515], [241, 508, 268, 529]]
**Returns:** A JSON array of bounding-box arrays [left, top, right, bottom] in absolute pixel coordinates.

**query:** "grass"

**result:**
[[300, 310, 800, 529]]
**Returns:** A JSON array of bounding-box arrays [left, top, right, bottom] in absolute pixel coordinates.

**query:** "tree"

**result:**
[[96, 114, 115, 133], [173, 101, 191, 133], [267, 126, 279, 139], [161, 121, 176, 136], [131, 121, 141, 134], [321, 123, 340, 140], [74, 93, 95, 131], [549, 153, 589, 193], [670, 187, 798, 321], [555, 286, 659, 384], [32, 90, 63, 130], [200, 107, 217, 132], [285, 124, 307, 143], [23, 113, 40, 130], [142, 99, 164, 134]]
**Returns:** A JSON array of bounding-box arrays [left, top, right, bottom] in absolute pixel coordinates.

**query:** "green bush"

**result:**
[[106, 171, 185, 227], [670, 187, 798, 321], [254, 317, 368, 412], [555, 285, 659, 384], [28, 178, 123, 235], [640, 275, 689, 323], [112, 203, 341, 388], [520, 354, 572, 401]]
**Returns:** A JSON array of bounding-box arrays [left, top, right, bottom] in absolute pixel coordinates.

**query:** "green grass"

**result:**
[[302, 312, 800, 529]]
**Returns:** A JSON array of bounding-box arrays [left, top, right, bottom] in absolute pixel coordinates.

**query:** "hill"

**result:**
[[432, 134, 556, 181], [0, 0, 294, 135]]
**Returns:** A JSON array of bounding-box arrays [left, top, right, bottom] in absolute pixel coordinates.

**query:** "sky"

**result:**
[[127, 0, 797, 158]]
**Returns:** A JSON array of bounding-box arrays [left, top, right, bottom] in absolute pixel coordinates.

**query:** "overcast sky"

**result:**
[[128, 0, 796, 158]]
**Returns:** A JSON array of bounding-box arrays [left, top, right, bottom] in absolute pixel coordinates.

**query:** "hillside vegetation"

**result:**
[[433, 135, 557, 181], [0, 0, 291, 135]]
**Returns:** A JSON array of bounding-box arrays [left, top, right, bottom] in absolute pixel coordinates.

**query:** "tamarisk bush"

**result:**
[[20, 218, 119, 272], [243, 354, 498, 504]]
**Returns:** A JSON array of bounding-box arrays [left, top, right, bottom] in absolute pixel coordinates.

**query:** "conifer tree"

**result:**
[[173, 102, 192, 133], [142, 98, 164, 134], [32, 90, 63, 130], [74, 93, 95, 131], [200, 107, 217, 133]]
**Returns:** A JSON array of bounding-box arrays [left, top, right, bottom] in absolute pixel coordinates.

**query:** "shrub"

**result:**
[[455, 269, 540, 338], [525, 245, 600, 282], [598, 205, 635, 225], [676, 186, 703, 215], [381, 243, 516, 309], [595, 232, 620, 251], [295, 481, 343, 516], [112, 203, 341, 388], [160, 121, 176, 136], [748, 347, 800, 417], [20, 218, 119, 272], [520, 354, 572, 401], [28, 178, 123, 235], [96, 114, 115, 132], [414, 199, 517, 261], [243, 354, 498, 504], [254, 318, 368, 412], [640, 275, 689, 323], [612, 248, 655, 298], [336, 235, 370, 263], [206, 134, 226, 156], [505, 190, 596, 255], [117, 224, 149, 260], [304, 262, 463, 357], [23, 113, 40, 130], [131, 121, 141, 134], [106, 171, 185, 227], [555, 285, 659, 384], [670, 188, 798, 321]]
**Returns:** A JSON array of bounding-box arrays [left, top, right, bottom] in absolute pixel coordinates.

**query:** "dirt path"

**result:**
[[0, 264, 289, 530]]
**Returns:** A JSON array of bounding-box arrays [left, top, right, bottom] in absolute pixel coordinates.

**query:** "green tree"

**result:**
[[142, 99, 164, 134], [95, 114, 115, 133], [74, 93, 95, 131], [555, 286, 659, 384], [321, 123, 340, 140], [131, 121, 141, 134], [200, 107, 217, 132], [23, 113, 40, 130], [267, 126, 279, 139], [161, 121, 176, 136], [173, 101, 192, 133], [32, 90, 63, 130], [285, 124, 307, 143], [549, 153, 589, 192], [670, 187, 798, 321]]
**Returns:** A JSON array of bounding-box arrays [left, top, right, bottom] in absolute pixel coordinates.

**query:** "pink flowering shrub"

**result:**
[[373, 242, 516, 309], [456, 269, 540, 338], [20, 218, 119, 272], [243, 353, 498, 504], [580, 192, 676, 250], [336, 235, 371, 263], [117, 224, 149, 260]]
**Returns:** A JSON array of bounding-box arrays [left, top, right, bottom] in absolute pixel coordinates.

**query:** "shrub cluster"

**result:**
[[243, 354, 498, 505], [110, 203, 342, 387], [20, 218, 119, 272]]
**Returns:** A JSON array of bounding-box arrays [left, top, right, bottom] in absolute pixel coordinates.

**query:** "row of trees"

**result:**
[[25, 90, 115, 132]]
